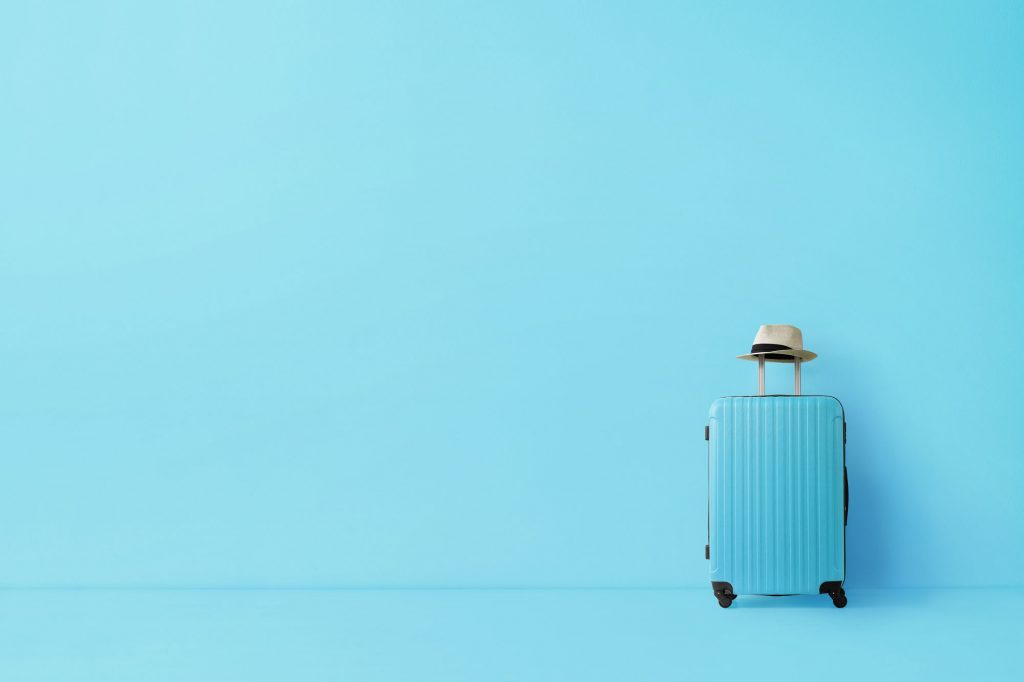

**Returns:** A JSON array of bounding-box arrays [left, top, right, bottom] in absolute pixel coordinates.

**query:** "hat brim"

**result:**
[[736, 349, 817, 363]]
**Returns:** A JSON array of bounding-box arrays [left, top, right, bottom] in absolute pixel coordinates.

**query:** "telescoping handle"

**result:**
[[757, 356, 801, 396]]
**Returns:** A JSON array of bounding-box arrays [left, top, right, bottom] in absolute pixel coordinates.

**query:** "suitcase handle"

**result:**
[[757, 356, 802, 396], [844, 467, 849, 525]]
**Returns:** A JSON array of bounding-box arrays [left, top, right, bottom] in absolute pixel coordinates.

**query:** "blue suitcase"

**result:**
[[705, 359, 848, 608]]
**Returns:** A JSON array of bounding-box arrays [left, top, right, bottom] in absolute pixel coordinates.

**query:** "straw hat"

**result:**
[[736, 324, 817, 363]]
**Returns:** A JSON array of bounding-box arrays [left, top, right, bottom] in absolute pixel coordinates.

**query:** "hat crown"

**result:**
[[753, 324, 804, 351]]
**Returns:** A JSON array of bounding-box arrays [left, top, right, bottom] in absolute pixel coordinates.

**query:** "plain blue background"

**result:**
[[2, 0, 1023, 591]]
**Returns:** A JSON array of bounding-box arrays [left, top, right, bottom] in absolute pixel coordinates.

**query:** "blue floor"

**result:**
[[0, 588, 1015, 681]]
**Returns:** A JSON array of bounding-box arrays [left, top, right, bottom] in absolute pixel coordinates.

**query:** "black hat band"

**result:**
[[750, 343, 796, 360]]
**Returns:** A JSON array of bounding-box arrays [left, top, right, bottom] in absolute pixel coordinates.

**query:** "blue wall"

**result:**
[[2, 1, 1022, 588]]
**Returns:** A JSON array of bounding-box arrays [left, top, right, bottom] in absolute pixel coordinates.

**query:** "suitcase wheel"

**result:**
[[828, 588, 848, 609], [712, 582, 737, 608], [714, 589, 736, 608]]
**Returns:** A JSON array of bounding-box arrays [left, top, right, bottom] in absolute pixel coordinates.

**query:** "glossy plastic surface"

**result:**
[[708, 396, 845, 595]]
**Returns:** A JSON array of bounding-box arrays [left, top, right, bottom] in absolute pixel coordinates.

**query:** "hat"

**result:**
[[736, 324, 817, 363]]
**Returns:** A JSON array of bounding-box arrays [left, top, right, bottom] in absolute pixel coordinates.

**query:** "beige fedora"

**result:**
[[736, 324, 817, 363]]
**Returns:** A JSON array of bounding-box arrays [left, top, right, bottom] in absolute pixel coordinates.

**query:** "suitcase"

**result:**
[[705, 356, 848, 608]]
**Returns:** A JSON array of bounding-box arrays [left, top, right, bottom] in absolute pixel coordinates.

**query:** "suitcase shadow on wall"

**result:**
[[830, 354, 929, 606]]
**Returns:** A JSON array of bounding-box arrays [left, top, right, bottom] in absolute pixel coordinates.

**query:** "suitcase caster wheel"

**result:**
[[830, 589, 847, 608], [712, 583, 736, 608]]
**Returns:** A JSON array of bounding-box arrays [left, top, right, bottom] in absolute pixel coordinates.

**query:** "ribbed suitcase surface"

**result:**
[[708, 396, 845, 595]]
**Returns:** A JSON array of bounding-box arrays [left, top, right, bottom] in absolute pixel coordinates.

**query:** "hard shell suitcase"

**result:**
[[705, 357, 848, 608]]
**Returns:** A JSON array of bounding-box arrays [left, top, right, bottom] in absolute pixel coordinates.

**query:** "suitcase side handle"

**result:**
[[844, 466, 849, 526], [757, 356, 802, 396]]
